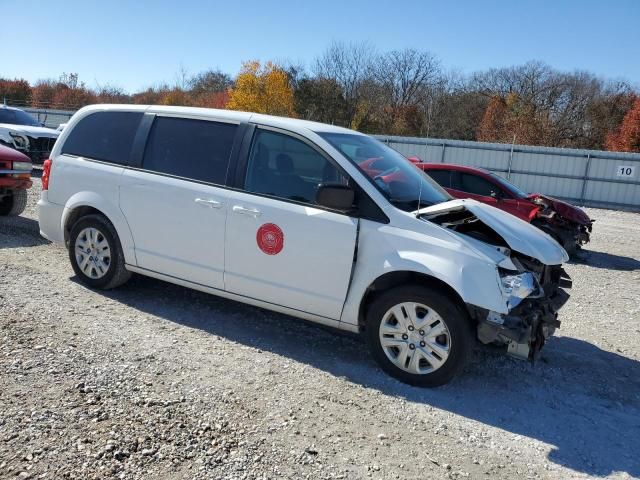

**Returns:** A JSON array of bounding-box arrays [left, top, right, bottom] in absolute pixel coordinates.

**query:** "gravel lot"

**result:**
[[1, 179, 639, 480]]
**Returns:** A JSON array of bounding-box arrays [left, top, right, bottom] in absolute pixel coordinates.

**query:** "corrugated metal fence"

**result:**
[[375, 135, 640, 212], [21, 107, 74, 129]]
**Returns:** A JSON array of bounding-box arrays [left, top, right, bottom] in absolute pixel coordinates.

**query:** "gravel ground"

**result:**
[[1, 179, 639, 480]]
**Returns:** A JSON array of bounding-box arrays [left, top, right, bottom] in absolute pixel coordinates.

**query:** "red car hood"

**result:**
[[0, 144, 30, 162], [528, 194, 592, 225]]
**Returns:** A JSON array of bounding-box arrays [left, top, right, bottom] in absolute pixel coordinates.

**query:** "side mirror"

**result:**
[[490, 190, 503, 200], [316, 183, 355, 212]]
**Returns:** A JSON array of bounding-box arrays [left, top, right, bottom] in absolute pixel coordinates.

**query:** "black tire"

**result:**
[[68, 214, 131, 289], [532, 221, 578, 258], [365, 285, 473, 387], [561, 238, 578, 257], [0, 189, 28, 216]]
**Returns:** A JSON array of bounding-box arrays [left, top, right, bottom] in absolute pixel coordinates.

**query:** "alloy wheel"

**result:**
[[378, 302, 451, 374]]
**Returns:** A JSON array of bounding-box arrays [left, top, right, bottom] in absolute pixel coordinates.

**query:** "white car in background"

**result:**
[[0, 105, 59, 164], [37, 104, 572, 387]]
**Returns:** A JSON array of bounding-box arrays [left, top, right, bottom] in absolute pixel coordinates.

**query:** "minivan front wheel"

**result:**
[[366, 286, 472, 387], [69, 214, 131, 289]]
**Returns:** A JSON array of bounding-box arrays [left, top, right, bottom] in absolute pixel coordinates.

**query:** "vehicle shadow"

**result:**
[[0, 216, 50, 248], [100, 274, 640, 478], [571, 249, 640, 271]]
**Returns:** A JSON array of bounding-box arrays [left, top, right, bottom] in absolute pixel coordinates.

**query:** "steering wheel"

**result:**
[[372, 168, 398, 194]]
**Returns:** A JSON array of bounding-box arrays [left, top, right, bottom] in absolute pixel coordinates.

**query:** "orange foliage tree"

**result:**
[[0, 79, 32, 104], [227, 61, 295, 116], [196, 90, 230, 109], [606, 97, 640, 152], [30, 80, 58, 107], [160, 89, 194, 106], [51, 86, 97, 108], [30, 74, 97, 108], [477, 93, 554, 145], [477, 96, 508, 142]]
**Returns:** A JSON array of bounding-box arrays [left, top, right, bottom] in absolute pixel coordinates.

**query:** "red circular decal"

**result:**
[[256, 223, 284, 255]]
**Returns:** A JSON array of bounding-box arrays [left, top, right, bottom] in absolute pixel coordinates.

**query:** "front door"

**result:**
[[224, 127, 358, 320]]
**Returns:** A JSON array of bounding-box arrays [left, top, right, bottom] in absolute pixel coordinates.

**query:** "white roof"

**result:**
[[77, 104, 361, 136]]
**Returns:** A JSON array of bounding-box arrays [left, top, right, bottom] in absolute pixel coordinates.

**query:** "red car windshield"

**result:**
[[319, 133, 451, 212], [488, 172, 529, 199]]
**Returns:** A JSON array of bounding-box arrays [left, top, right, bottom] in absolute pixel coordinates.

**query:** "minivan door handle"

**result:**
[[232, 205, 262, 217], [195, 198, 223, 209]]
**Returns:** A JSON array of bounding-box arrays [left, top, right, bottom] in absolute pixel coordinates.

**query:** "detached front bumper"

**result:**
[[470, 269, 571, 361]]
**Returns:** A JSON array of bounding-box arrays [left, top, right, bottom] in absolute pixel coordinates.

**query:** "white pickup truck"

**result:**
[[0, 105, 59, 164]]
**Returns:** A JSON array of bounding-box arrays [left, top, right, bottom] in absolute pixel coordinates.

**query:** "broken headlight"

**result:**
[[9, 132, 28, 150], [499, 271, 536, 310]]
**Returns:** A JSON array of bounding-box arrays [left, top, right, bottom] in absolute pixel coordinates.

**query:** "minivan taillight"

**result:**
[[42, 159, 52, 190]]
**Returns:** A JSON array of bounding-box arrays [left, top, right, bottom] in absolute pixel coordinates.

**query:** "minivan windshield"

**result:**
[[318, 133, 451, 212]]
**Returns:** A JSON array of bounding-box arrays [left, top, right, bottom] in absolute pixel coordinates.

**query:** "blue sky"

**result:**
[[2, 0, 639, 92]]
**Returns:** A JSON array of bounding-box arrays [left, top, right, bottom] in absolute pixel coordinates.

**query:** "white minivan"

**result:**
[[38, 105, 571, 386]]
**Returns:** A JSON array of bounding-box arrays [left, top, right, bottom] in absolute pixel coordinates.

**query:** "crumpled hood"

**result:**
[[0, 123, 60, 138], [528, 193, 591, 225], [419, 199, 569, 265]]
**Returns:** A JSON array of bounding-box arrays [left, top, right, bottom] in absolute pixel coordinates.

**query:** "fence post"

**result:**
[[580, 154, 592, 205], [507, 144, 515, 180], [440, 143, 446, 163]]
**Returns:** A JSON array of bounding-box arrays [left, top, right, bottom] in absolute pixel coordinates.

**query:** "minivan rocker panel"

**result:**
[[38, 104, 571, 387]]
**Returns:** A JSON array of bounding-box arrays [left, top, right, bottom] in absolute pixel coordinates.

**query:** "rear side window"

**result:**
[[142, 117, 237, 185], [61, 111, 143, 164], [451, 172, 498, 197], [425, 169, 451, 188]]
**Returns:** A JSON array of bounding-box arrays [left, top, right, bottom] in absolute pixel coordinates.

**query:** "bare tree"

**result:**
[[374, 49, 442, 108], [314, 41, 376, 126], [174, 64, 190, 91], [189, 69, 233, 95]]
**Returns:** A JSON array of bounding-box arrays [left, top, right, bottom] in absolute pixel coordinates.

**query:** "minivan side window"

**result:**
[[142, 117, 237, 185], [61, 111, 143, 164], [244, 129, 347, 205]]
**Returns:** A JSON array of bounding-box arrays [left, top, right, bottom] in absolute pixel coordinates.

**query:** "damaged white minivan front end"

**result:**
[[417, 198, 571, 361]]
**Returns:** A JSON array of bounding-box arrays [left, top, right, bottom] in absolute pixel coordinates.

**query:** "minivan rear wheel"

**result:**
[[68, 214, 131, 289], [365, 285, 473, 387]]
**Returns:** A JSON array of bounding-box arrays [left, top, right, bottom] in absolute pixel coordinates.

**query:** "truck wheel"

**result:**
[[365, 285, 473, 387], [0, 189, 28, 216], [68, 214, 131, 289]]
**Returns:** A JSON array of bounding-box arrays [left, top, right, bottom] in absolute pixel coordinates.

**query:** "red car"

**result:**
[[416, 162, 593, 255], [0, 144, 32, 216]]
